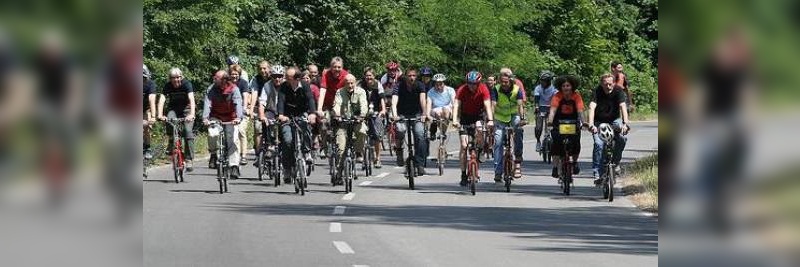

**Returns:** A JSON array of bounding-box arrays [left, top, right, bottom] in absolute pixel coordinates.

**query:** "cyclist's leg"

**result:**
[[335, 124, 347, 169], [299, 119, 313, 156], [493, 121, 505, 175], [356, 122, 367, 157], [371, 116, 384, 162], [412, 120, 426, 165], [591, 123, 605, 176], [512, 115, 524, 159], [280, 122, 294, 168], [534, 108, 544, 143], [180, 109, 195, 160], [551, 128, 563, 177], [207, 117, 220, 154], [166, 110, 178, 152], [395, 120, 407, 149], [225, 123, 240, 166], [441, 107, 452, 135], [238, 117, 249, 159], [611, 119, 628, 165]]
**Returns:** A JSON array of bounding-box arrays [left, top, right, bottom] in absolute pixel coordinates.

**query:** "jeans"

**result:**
[[167, 109, 195, 160], [592, 119, 627, 175], [395, 119, 427, 166], [207, 118, 239, 166], [280, 119, 312, 168], [493, 115, 524, 175]]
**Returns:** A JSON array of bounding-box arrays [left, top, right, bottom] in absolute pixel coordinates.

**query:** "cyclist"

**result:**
[[226, 55, 249, 81], [229, 64, 253, 165], [391, 68, 429, 176], [277, 66, 317, 183], [307, 63, 321, 87], [332, 74, 369, 181], [452, 71, 494, 186], [426, 73, 455, 140], [203, 70, 244, 178], [302, 70, 323, 154], [419, 66, 434, 90], [382, 61, 402, 112], [611, 62, 634, 113], [546, 75, 584, 178], [257, 64, 284, 155], [316, 57, 349, 158], [250, 60, 271, 155], [358, 67, 386, 168], [499, 67, 526, 104], [588, 74, 630, 184], [143, 64, 157, 158], [485, 74, 497, 91], [490, 72, 525, 182], [157, 67, 196, 171], [533, 71, 557, 152]]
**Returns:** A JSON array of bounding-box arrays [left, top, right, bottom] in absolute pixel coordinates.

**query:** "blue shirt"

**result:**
[[427, 86, 455, 109], [534, 84, 558, 107]]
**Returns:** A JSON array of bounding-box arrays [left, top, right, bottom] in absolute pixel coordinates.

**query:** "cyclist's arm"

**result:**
[[483, 100, 494, 121], [547, 105, 557, 125], [379, 97, 387, 115], [358, 91, 368, 118], [317, 87, 327, 113], [588, 102, 597, 126], [157, 93, 166, 118], [233, 88, 244, 120], [452, 99, 460, 123], [426, 94, 433, 116], [202, 92, 211, 121], [419, 91, 428, 118], [148, 94, 157, 119], [620, 102, 630, 125], [188, 92, 196, 119], [517, 99, 525, 119], [391, 95, 399, 119]]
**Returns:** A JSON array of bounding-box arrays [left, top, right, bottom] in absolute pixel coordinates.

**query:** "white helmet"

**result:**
[[270, 65, 285, 76], [598, 123, 614, 142], [432, 73, 446, 82]]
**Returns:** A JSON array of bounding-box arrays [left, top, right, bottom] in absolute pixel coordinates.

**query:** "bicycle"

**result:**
[[430, 117, 449, 176], [143, 120, 154, 180], [283, 116, 310, 195], [256, 118, 281, 185], [397, 116, 421, 190], [537, 110, 552, 163], [461, 124, 480, 195], [363, 112, 381, 177], [500, 125, 516, 193], [166, 118, 188, 183], [209, 121, 236, 194], [479, 120, 494, 162], [597, 123, 627, 202], [336, 116, 362, 193], [553, 120, 580, 196], [324, 118, 341, 186]]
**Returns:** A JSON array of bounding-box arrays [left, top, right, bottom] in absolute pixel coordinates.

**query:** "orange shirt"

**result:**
[[550, 92, 585, 117]]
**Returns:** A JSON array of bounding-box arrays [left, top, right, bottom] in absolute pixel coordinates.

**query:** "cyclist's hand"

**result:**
[[379, 110, 386, 117], [590, 125, 598, 134], [308, 113, 317, 123], [233, 119, 241, 125], [622, 124, 630, 135], [487, 120, 494, 128], [147, 117, 156, 123], [452, 121, 460, 128], [278, 115, 289, 123], [186, 114, 196, 122], [158, 115, 167, 121], [203, 120, 210, 126]]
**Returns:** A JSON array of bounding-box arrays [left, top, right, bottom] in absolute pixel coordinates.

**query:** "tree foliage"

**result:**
[[145, 0, 658, 112]]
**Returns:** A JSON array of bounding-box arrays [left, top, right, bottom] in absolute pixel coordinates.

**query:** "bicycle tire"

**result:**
[[407, 159, 415, 190], [257, 151, 264, 181], [438, 145, 445, 176], [563, 162, 572, 196], [172, 154, 180, 183], [608, 165, 615, 202]]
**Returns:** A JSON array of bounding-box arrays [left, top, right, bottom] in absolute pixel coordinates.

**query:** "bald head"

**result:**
[[345, 74, 357, 91], [285, 67, 298, 80], [213, 70, 228, 86]]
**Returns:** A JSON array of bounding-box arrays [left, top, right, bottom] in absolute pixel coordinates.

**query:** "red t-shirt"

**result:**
[[320, 68, 349, 110], [456, 83, 490, 116]]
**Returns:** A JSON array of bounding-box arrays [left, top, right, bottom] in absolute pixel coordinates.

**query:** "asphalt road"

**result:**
[[144, 121, 658, 267]]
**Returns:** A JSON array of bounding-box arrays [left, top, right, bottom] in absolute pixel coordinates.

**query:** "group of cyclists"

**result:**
[[143, 55, 632, 190]]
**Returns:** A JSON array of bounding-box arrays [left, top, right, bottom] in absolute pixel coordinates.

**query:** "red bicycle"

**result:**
[[166, 118, 188, 183]]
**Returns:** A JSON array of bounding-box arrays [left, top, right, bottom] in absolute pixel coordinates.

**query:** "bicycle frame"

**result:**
[[338, 117, 361, 193], [461, 124, 480, 195], [166, 118, 187, 183], [398, 117, 420, 190], [209, 121, 235, 194], [502, 126, 515, 192]]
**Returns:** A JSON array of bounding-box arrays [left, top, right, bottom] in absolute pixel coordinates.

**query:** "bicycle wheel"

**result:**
[[438, 145, 445, 176], [563, 162, 572, 196], [274, 159, 282, 187], [223, 165, 229, 193], [171, 153, 180, 183], [407, 158, 415, 190], [344, 158, 352, 193], [365, 146, 373, 177], [257, 150, 264, 181]]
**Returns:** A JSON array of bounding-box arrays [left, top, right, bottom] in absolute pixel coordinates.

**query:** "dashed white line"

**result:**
[[359, 181, 373, 186], [342, 193, 356, 201], [376, 172, 390, 178], [353, 265, 370, 267], [333, 241, 355, 254], [329, 222, 342, 233], [333, 206, 346, 215]]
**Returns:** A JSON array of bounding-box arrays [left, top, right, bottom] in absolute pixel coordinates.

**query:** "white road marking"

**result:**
[[342, 193, 356, 201], [376, 172, 390, 178], [333, 206, 346, 215], [333, 241, 355, 254], [394, 166, 403, 169], [354, 265, 370, 267], [329, 222, 342, 233], [359, 181, 373, 186]]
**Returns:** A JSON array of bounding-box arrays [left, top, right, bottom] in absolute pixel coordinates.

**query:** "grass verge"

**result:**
[[621, 153, 658, 213]]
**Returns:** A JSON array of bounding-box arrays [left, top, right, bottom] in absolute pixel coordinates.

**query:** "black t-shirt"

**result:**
[[252, 75, 270, 98], [359, 80, 384, 112], [163, 80, 194, 112], [143, 79, 156, 110], [277, 81, 316, 117], [592, 85, 627, 123], [393, 79, 426, 117], [235, 78, 250, 94]]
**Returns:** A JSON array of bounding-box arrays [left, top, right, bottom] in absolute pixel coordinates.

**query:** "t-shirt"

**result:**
[[277, 81, 316, 117], [393, 79, 426, 117], [427, 86, 456, 109], [320, 68, 349, 110], [249, 75, 270, 99], [162, 79, 194, 112], [236, 78, 251, 94], [455, 83, 490, 116], [359, 80, 384, 112], [551, 91, 585, 121], [533, 84, 558, 107], [592, 85, 627, 123], [143, 79, 156, 110]]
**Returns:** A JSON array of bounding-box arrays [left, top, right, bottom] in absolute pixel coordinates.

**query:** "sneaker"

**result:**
[[593, 176, 603, 186], [494, 174, 502, 183], [375, 160, 382, 169], [209, 155, 218, 169], [283, 169, 293, 184], [459, 172, 468, 186], [186, 160, 194, 172], [536, 142, 542, 152], [573, 164, 580, 175], [230, 166, 240, 179], [240, 157, 248, 166], [416, 166, 426, 176], [551, 167, 558, 178]]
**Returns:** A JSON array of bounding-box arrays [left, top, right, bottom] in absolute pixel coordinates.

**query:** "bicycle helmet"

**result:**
[[432, 73, 446, 82], [598, 123, 614, 142], [143, 64, 151, 79], [465, 71, 482, 83], [539, 70, 554, 81], [226, 55, 240, 65], [420, 66, 433, 76], [270, 64, 285, 76], [385, 61, 399, 70]]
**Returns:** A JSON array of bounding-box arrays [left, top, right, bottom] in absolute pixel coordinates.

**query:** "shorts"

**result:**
[[458, 114, 483, 136], [551, 128, 581, 157]]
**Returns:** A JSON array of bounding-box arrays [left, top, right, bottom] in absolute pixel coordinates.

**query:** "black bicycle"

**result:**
[[256, 118, 282, 186], [397, 116, 421, 190], [363, 112, 381, 177], [282, 116, 310, 195], [336, 116, 363, 193], [538, 110, 552, 163], [598, 123, 627, 202], [554, 120, 580, 196]]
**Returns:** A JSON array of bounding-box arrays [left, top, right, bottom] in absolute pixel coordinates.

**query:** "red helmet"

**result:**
[[385, 61, 399, 70], [466, 70, 482, 83]]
